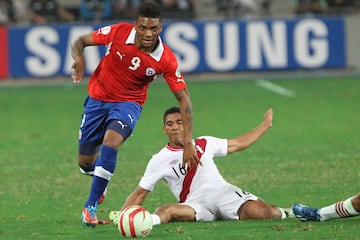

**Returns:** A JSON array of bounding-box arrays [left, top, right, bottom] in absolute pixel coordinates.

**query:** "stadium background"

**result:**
[[1, 1, 360, 81], [1, 1, 360, 240]]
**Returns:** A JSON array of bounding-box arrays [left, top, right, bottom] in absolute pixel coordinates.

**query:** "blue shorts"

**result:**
[[78, 96, 142, 152]]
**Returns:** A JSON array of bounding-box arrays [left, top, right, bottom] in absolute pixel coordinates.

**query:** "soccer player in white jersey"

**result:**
[[293, 192, 360, 221], [109, 106, 293, 225]]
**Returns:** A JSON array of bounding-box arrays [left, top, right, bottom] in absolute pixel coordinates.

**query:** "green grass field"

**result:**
[[0, 75, 359, 240]]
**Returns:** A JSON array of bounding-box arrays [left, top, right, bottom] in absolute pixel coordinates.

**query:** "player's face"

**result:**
[[134, 17, 162, 52], [163, 112, 184, 148]]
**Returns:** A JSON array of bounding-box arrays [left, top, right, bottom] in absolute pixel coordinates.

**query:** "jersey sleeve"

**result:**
[[92, 23, 122, 45], [161, 46, 187, 93], [138, 154, 163, 191], [203, 136, 228, 157]]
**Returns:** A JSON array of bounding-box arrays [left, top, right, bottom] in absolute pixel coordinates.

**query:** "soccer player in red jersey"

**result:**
[[70, 1, 198, 228]]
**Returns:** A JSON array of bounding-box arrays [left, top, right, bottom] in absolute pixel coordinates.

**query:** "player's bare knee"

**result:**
[[239, 201, 280, 220], [78, 155, 96, 169], [103, 120, 129, 148], [154, 206, 172, 223], [256, 207, 279, 219], [155, 204, 173, 214], [260, 205, 282, 219], [102, 139, 121, 149]]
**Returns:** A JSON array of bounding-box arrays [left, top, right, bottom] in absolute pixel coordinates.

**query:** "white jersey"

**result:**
[[139, 136, 229, 202], [139, 135, 259, 221]]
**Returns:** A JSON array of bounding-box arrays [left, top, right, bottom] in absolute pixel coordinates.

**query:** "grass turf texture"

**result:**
[[0, 76, 359, 240]]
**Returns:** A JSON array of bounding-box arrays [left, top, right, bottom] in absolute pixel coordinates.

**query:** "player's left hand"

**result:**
[[182, 143, 201, 169], [263, 108, 273, 129], [71, 57, 85, 84]]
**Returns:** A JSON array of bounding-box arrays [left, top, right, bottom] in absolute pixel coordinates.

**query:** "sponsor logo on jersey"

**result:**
[[145, 68, 156, 76], [175, 68, 182, 78], [117, 120, 128, 129], [116, 51, 125, 60], [98, 26, 111, 35], [127, 114, 135, 124], [169, 159, 179, 165]]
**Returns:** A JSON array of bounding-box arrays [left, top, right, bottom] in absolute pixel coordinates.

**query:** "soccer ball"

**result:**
[[117, 205, 153, 238]]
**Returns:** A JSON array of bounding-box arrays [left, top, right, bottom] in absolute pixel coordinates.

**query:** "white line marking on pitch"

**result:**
[[255, 79, 296, 97]]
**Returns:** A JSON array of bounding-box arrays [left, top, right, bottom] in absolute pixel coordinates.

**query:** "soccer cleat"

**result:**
[[81, 206, 99, 227], [109, 210, 121, 226], [292, 203, 320, 221]]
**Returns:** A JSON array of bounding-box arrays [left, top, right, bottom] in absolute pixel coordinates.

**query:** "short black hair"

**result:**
[[163, 106, 180, 124], [136, 1, 162, 21]]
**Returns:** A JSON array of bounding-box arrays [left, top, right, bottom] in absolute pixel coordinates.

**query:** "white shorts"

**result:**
[[183, 184, 258, 221]]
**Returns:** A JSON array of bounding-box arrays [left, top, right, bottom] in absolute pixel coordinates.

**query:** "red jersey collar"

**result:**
[[166, 143, 183, 151]]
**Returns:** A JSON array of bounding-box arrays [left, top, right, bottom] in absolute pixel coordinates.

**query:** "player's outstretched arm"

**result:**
[[70, 33, 94, 84], [227, 108, 273, 154], [98, 187, 149, 225], [120, 186, 150, 211], [173, 89, 199, 168]]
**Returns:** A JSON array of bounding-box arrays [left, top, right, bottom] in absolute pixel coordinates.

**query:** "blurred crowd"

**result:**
[[0, 0, 195, 25], [217, 0, 360, 18], [0, 0, 359, 26], [294, 0, 360, 16]]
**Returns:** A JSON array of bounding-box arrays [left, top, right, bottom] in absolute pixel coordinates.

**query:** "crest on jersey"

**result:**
[[145, 68, 156, 76], [175, 68, 182, 78], [169, 159, 179, 165], [98, 26, 111, 35]]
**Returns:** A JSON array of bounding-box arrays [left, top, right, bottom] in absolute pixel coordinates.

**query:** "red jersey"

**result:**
[[88, 22, 187, 105]]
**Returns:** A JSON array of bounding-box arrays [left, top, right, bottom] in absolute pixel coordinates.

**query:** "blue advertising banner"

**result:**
[[7, 17, 346, 78]]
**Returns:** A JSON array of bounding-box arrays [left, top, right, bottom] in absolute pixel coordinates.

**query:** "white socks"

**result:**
[[279, 208, 288, 219], [151, 214, 161, 225], [319, 196, 360, 221]]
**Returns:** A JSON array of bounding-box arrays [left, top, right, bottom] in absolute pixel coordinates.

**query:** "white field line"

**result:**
[[255, 79, 296, 97]]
